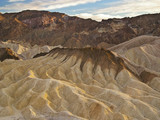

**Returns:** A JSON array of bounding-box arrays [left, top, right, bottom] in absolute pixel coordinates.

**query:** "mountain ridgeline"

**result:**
[[0, 10, 160, 48]]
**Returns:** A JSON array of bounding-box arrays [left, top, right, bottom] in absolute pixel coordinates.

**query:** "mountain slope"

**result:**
[[109, 35, 160, 72], [0, 10, 160, 48]]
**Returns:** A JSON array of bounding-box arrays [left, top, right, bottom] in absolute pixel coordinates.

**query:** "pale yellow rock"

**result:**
[[109, 35, 160, 72], [0, 42, 159, 120]]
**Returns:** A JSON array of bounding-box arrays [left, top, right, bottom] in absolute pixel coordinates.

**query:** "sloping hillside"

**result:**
[[0, 47, 160, 120]]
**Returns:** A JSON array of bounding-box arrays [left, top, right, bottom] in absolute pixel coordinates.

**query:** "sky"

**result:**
[[0, 0, 160, 21]]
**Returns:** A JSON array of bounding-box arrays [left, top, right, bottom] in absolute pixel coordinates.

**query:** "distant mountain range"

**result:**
[[0, 10, 160, 48]]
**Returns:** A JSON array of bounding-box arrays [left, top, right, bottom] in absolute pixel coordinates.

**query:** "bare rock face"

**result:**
[[0, 10, 160, 48], [0, 48, 19, 61]]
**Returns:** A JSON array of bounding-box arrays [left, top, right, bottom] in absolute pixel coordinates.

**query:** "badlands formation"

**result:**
[[0, 10, 160, 47], [0, 11, 160, 120]]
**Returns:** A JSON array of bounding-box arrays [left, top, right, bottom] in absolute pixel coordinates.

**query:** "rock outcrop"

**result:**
[[0, 48, 19, 61]]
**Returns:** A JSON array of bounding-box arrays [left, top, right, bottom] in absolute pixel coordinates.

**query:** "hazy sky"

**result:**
[[0, 0, 160, 21]]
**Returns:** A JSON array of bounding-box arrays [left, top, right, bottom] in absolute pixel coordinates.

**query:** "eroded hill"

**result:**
[[0, 47, 160, 120]]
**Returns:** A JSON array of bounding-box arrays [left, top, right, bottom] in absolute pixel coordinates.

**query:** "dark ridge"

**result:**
[[49, 47, 158, 84], [32, 47, 157, 84], [48, 47, 125, 73], [33, 52, 49, 58], [0, 48, 19, 61]]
